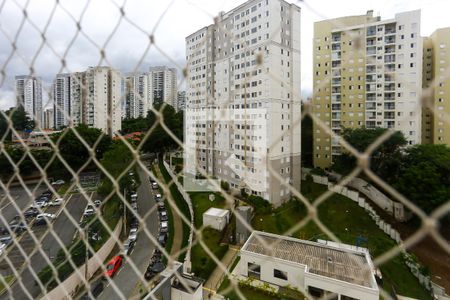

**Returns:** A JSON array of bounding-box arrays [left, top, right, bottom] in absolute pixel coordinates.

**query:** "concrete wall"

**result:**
[[41, 220, 122, 300]]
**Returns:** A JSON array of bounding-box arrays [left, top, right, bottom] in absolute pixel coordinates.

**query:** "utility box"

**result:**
[[203, 208, 230, 231]]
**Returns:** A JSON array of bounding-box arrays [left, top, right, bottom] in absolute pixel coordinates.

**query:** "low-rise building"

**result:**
[[233, 231, 379, 300], [202, 207, 230, 231]]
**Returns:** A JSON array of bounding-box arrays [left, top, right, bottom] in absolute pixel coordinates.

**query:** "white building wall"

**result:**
[[15, 75, 43, 125]]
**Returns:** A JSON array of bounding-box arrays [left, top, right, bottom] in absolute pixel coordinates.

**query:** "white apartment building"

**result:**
[[313, 10, 423, 168], [53, 73, 71, 129], [84, 66, 122, 135], [185, 0, 301, 206], [149, 66, 177, 107], [43, 108, 54, 129], [124, 73, 150, 119], [233, 231, 379, 300], [177, 91, 186, 111], [69, 72, 85, 127], [15, 75, 43, 126]]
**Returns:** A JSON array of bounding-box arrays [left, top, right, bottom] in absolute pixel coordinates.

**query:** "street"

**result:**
[[0, 192, 90, 299], [97, 165, 159, 299]]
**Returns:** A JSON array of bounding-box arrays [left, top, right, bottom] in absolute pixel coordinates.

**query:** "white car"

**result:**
[[160, 221, 168, 233], [51, 179, 65, 185], [131, 193, 138, 200], [36, 213, 56, 220], [94, 200, 102, 207], [34, 201, 48, 208], [83, 205, 95, 217], [50, 198, 63, 206], [128, 228, 138, 241]]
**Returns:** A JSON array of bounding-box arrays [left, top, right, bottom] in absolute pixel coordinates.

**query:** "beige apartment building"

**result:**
[[422, 27, 450, 145], [312, 10, 423, 168]]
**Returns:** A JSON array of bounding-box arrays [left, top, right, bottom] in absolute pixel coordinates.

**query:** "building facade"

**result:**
[[149, 66, 177, 107], [185, 0, 301, 206], [43, 108, 54, 129], [312, 10, 423, 168], [15, 75, 43, 126], [177, 91, 186, 111], [84, 67, 122, 135], [53, 73, 71, 129], [422, 27, 450, 145], [124, 73, 150, 119], [233, 231, 379, 300]]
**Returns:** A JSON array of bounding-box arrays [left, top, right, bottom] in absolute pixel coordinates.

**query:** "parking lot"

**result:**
[[0, 192, 91, 300]]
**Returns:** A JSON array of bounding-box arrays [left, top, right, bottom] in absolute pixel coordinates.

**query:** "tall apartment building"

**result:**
[[53, 73, 71, 129], [313, 10, 423, 168], [177, 91, 186, 111], [185, 0, 301, 206], [124, 73, 150, 119], [43, 108, 54, 129], [84, 67, 122, 135], [149, 66, 177, 107], [15, 75, 43, 125], [52, 67, 122, 135], [422, 27, 450, 145]]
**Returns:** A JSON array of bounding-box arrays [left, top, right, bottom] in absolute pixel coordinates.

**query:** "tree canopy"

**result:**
[[0, 106, 34, 140]]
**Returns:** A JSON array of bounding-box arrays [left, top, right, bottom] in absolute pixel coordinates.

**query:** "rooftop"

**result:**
[[204, 207, 229, 218], [242, 231, 376, 288]]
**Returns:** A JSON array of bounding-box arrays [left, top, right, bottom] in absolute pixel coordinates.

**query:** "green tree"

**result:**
[[395, 144, 450, 214], [331, 127, 407, 182], [0, 106, 34, 140], [51, 124, 112, 171]]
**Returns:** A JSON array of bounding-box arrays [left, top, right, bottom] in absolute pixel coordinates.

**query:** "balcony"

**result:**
[[384, 103, 395, 110], [366, 121, 376, 128], [331, 94, 341, 102], [366, 75, 376, 83], [385, 45, 395, 54], [367, 46, 376, 55], [331, 113, 341, 120], [332, 44, 341, 51], [366, 84, 376, 92], [384, 121, 395, 128], [385, 24, 396, 35], [332, 33, 341, 42], [384, 83, 395, 91], [332, 120, 341, 127], [385, 36, 396, 44], [367, 38, 376, 46], [366, 112, 376, 120], [366, 65, 376, 73], [385, 54, 395, 63], [366, 103, 376, 110], [385, 92, 395, 101], [332, 78, 341, 85], [332, 61, 341, 68], [331, 86, 341, 94], [385, 64, 395, 72], [385, 74, 395, 82], [384, 112, 395, 120], [367, 93, 376, 101], [332, 52, 341, 60], [332, 69, 341, 77], [332, 104, 341, 111], [367, 27, 376, 36]]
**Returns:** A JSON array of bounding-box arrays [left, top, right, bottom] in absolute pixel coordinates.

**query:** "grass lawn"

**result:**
[[189, 192, 229, 280], [158, 161, 190, 261], [0, 275, 14, 294], [251, 179, 431, 300]]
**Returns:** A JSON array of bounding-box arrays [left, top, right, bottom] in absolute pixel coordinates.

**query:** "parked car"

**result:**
[[0, 243, 6, 256], [0, 236, 12, 247], [159, 211, 168, 222], [41, 190, 52, 197], [34, 200, 48, 208], [160, 221, 168, 233], [131, 202, 138, 211], [123, 239, 136, 256], [154, 194, 162, 201], [9, 222, 27, 234], [151, 181, 158, 190], [36, 213, 56, 220], [158, 234, 167, 246], [129, 217, 139, 229], [83, 205, 95, 217], [51, 179, 65, 185], [49, 198, 63, 206], [105, 255, 123, 277], [157, 202, 165, 211], [80, 278, 105, 299], [130, 193, 138, 200], [94, 200, 102, 207], [23, 207, 39, 218], [128, 228, 138, 241], [144, 261, 165, 280]]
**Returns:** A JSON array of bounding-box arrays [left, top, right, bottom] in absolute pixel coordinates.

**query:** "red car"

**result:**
[[105, 255, 123, 277]]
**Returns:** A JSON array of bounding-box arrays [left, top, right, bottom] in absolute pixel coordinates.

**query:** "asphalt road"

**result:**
[[97, 166, 159, 299], [0, 184, 47, 228], [0, 192, 90, 300]]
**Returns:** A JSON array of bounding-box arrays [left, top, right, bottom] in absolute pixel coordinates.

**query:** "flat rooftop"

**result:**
[[242, 231, 375, 288], [204, 207, 229, 217]]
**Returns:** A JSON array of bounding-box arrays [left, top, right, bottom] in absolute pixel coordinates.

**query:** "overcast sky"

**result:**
[[0, 0, 449, 110]]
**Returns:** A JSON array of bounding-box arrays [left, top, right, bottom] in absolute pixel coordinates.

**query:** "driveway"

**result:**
[[97, 165, 159, 299]]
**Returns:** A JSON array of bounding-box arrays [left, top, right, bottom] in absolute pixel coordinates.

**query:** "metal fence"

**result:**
[[0, 0, 449, 300]]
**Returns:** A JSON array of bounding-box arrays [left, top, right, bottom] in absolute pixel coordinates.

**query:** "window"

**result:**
[[248, 263, 260, 278], [274, 269, 288, 280]]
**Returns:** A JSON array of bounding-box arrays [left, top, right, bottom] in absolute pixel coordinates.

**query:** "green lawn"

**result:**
[[159, 161, 190, 261], [0, 275, 14, 294], [251, 179, 431, 300], [189, 192, 229, 280]]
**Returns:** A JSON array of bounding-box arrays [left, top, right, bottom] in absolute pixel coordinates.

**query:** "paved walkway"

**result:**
[[154, 163, 183, 260], [203, 246, 240, 295]]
